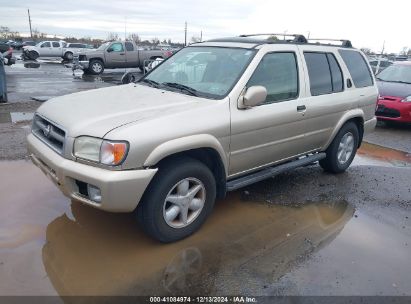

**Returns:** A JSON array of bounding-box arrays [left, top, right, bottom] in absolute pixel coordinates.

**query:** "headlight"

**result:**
[[401, 96, 411, 102], [74, 136, 102, 162], [73, 136, 129, 166]]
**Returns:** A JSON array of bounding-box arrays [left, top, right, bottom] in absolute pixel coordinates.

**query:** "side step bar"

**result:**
[[226, 153, 326, 192]]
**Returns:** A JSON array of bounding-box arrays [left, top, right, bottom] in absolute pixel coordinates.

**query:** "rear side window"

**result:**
[[125, 42, 134, 51], [304, 52, 343, 96], [52, 42, 60, 47], [247, 52, 299, 104], [339, 50, 373, 88]]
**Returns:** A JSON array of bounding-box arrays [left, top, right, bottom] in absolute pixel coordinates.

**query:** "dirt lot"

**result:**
[[0, 57, 410, 297]]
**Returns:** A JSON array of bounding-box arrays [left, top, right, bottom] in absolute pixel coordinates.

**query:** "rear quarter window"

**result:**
[[339, 50, 373, 88]]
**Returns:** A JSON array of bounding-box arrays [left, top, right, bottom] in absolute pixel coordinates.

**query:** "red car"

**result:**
[[376, 61, 411, 123]]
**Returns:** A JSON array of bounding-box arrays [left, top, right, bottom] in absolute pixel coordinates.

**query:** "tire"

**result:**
[[63, 52, 73, 61], [319, 122, 359, 173], [87, 59, 104, 75], [27, 50, 39, 60], [137, 157, 216, 243]]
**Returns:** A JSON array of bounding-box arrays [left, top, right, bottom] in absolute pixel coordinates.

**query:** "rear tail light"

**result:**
[[165, 51, 173, 57]]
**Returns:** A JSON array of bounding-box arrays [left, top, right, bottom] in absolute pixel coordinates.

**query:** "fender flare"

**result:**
[[323, 109, 365, 150], [144, 134, 228, 175]]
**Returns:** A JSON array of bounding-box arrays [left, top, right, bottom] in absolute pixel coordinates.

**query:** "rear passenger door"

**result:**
[[297, 47, 357, 152], [51, 41, 62, 56]]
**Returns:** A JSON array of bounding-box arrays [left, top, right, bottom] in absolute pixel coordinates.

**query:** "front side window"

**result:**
[[109, 43, 124, 52], [247, 52, 299, 104], [41, 42, 51, 48], [143, 46, 256, 99], [339, 50, 373, 88]]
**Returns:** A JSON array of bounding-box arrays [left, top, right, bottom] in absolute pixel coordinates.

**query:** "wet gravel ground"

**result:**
[[365, 121, 411, 153], [4, 52, 143, 103]]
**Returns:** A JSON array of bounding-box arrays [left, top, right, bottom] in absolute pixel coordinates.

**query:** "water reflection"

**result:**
[[42, 196, 353, 296]]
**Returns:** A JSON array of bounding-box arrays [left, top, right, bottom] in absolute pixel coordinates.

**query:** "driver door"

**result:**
[[39, 42, 52, 56], [229, 46, 309, 176], [105, 42, 127, 68]]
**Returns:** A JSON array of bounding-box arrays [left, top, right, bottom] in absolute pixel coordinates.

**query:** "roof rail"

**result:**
[[239, 33, 308, 43], [307, 38, 353, 48]]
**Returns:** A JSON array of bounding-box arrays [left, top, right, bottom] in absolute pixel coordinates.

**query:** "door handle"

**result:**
[[297, 105, 306, 112], [119, 53, 125, 55]]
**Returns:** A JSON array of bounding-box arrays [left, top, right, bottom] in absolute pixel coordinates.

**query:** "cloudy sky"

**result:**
[[1, 0, 410, 53]]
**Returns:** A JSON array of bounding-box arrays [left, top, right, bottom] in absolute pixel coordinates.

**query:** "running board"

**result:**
[[226, 153, 326, 192]]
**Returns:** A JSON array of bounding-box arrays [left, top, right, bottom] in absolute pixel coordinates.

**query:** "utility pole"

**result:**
[[184, 21, 187, 46], [28, 9, 33, 38], [200, 30, 203, 42], [124, 16, 127, 41], [381, 40, 385, 55]]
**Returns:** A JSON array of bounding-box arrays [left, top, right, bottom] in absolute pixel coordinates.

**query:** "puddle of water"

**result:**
[[356, 142, 411, 167], [10, 112, 34, 124], [0, 160, 409, 296]]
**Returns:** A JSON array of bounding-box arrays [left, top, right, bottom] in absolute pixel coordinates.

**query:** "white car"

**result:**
[[22, 41, 88, 61]]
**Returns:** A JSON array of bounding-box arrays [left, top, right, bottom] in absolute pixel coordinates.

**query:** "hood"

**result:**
[[37, 84, 213, 138], [377, 80, 411, 98]]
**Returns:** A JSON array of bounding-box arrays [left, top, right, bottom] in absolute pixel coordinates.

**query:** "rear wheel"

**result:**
[[137, 157, 216, 242], [319, 122, 359, 173]]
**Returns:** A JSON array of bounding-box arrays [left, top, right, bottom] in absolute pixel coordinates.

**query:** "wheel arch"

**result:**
[[323, 110, 365, 150], [144, 135, 228, 199]]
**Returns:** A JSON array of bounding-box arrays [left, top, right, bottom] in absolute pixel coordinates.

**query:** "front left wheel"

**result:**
[[136, 157, 216, 243]]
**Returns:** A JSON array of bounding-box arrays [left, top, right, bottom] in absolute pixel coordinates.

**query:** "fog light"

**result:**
[[87, 184, 102, 203]]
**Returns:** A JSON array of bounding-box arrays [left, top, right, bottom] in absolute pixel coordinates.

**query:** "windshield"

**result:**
[[377, 64, 411, 84], [97, 42, 111, 51], [142, 46, 256, 99]]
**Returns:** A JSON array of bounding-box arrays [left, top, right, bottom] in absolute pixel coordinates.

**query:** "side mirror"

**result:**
[[238, 86, 267, 109], [107, 48, 113, 53]]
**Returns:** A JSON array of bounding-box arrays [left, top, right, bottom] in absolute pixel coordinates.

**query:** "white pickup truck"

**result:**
[[22, 41, 89, 61]]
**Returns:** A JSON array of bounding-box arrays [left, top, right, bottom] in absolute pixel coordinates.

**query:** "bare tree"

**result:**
[[267, 35, 278, 42], [151, 37, 160, 44], [128, 33, 141, 44], [190, 36, 201, 44], [107, 32, 119, 41], [0, 26, 10, 39]]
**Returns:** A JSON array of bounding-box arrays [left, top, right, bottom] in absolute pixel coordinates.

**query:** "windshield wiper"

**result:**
[[161, 82, 199, 96], [140, 78, 160, 88]]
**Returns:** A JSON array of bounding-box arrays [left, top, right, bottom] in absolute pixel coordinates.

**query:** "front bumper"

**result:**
[[376, 97, 411, 123], [27, 133, 157, 212]]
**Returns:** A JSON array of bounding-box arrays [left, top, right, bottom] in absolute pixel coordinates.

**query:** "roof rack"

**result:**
[[239, 33, 308, 43], [307, 38, 353, 48], [207, 34, 353, 48]]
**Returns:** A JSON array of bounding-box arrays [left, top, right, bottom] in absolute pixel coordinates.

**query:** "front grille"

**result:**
[[32, 114, 66, 154], [376, 105, 400, 118]]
